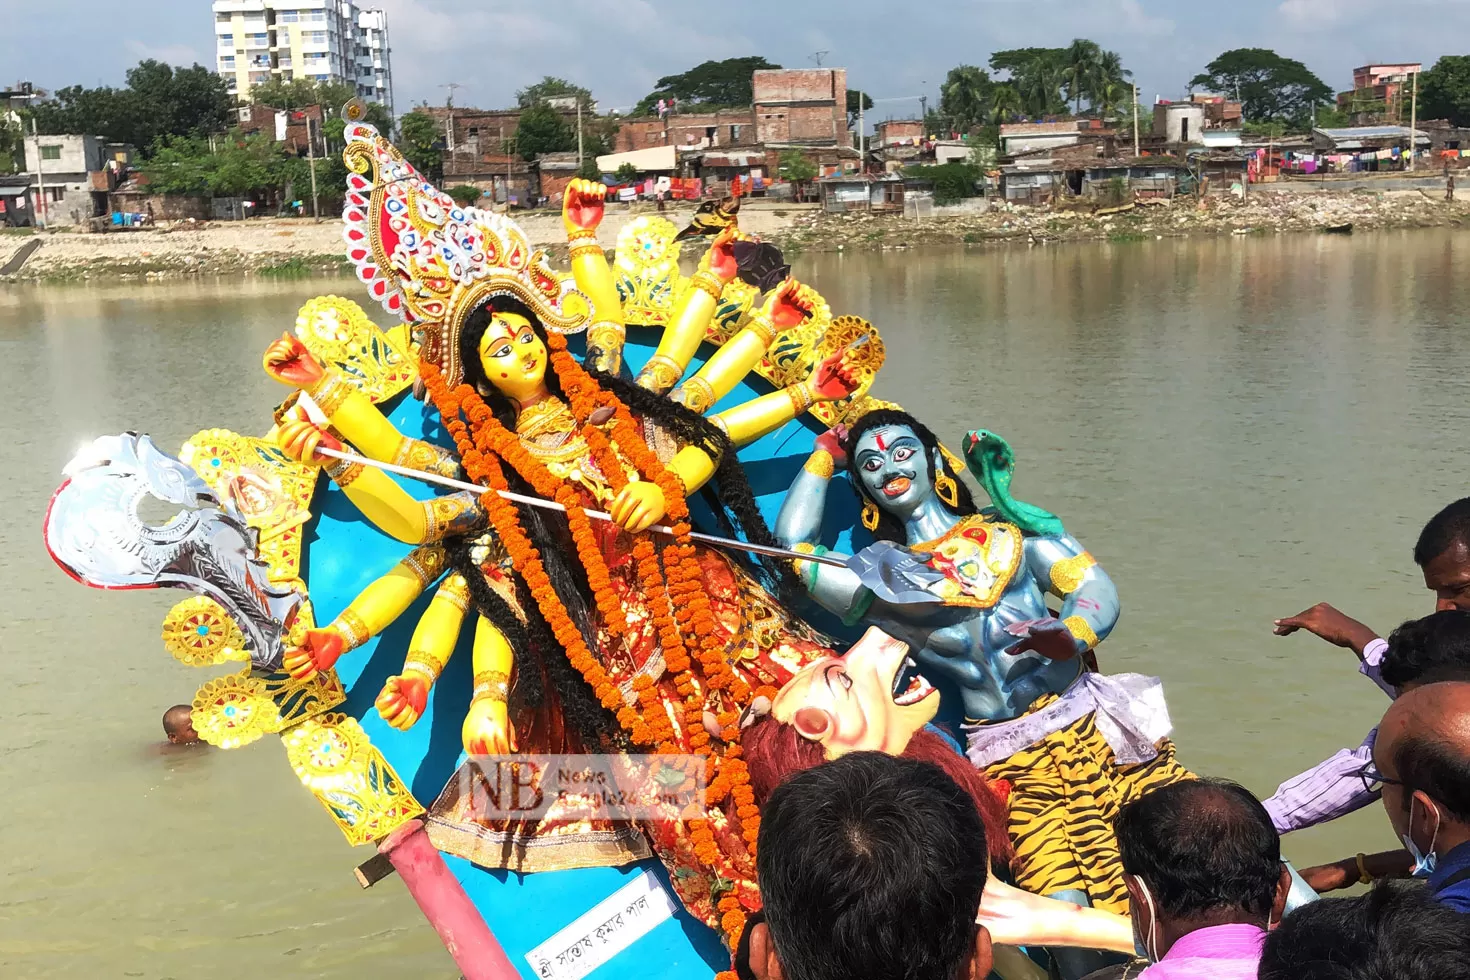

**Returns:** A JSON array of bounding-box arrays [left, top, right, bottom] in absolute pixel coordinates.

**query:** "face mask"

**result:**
[[1132, 877, 1162, 964], [1402, 796, 1442, 878]]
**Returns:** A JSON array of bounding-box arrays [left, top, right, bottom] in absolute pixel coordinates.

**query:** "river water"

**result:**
[[5, 231, 1470, 978]]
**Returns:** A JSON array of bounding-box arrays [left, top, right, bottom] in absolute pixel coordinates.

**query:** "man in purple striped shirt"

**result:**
[[1260, 497, 1470, 885]]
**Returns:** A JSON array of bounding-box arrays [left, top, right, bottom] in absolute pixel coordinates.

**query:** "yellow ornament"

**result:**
[[162, 596, 250, 667], [191, 671, 278, 749], [293, 295, 416, 403], [283, 713, 424, 845]]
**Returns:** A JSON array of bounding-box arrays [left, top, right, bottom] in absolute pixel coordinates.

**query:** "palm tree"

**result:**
[[940, 65, 993, 134], [1097, 79, 1132, 121], [989, 83, 1024, 125], [1064, 39, 1103, 115]]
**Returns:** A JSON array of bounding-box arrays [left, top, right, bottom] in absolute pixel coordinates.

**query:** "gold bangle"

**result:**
[[804, 449, 834, 479], [332, 608, 370, 650], [435, 572, 471, 612], [785, 381, 816, 415], [400, 545, 447, 588], [325, 457, 365, 487], [308, 372, 352, 418], [1063, 615, 1099, 651], [1356, 852, 1374, 885], [707, 413, 729, 435], [745, 315, 777, 348], [673, 376, 717, 414], [567, 229, 598, 244], [404, 648, 446, 679], [587, 320, 626, 349], [472, 669, 510, 703], [569, 242, 603, 260], [689, 270, 724, 303], [636, 354, 685, 394]]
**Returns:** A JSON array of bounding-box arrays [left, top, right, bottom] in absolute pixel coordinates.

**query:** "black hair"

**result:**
[[162, 704, 193, 736], [1258, 881, 1470, 980], [1114, 778, 1280, 922], [1382, 610, 1470, 689], [757, 752, 987, 980], [1414, 496, 1470, 567], [1393, 729, 1470, 823], [840, 409, 976, 543]]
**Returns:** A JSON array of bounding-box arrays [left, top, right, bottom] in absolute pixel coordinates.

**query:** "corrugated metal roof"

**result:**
[[1314, 126, 1426, 139]]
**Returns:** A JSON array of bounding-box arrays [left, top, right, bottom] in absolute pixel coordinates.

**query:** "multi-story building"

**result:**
[[1338, 63, 1422, 125], [211, 0, 393, 115]]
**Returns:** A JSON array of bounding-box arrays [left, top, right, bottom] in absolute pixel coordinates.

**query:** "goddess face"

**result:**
[[476, 311, 548, 405], [771, 627, 938, 759], [852, 424, 941, 518]]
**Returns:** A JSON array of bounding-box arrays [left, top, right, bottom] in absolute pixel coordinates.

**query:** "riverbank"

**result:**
[[4, 187, 1467, 282]]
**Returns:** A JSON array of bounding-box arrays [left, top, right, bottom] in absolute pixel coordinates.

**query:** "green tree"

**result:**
[[989, 48, 1068, 117], [30, 59, 232, 155], [447, 184, 482, 206], [0, 118, 22, 173], [635, 56, 780, 115], [904, 162, 982, 204], [1420, 56, 1470, 127], [248, 77, 356, 111], [614, 162, 640, 184], [778, 149, 818, 199], [939, 65, 994, 134], [141, 132, 284, 197], [1190, 48, 1332, 127], [576, 157, 601, 180], [517, 76, 594, 111], [847, 89, 875, 128], [398, 109, 443, 180], [1063, 39, 1103, 115], [988, 83, 1024, 125], [515, 102, 575, 160]]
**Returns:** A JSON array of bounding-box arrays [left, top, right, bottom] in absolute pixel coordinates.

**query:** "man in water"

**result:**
[[1371, 680, 1470, 912], [1266, 496, 1470, 836], [162, 704, 201, 745]]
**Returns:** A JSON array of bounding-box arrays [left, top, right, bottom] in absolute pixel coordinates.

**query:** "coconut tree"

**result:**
[[1064, 39, 1103, 115], [989, 83, 1024, 125], [939, 65, 994, 134]]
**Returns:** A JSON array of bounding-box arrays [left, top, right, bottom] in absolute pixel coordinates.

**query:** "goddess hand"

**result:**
[[263, 333, 326, 389], [1272, 602, 1379, 654], [609, 480, 666, 533], [809, 350, 861, 402], [276, 418, 343, 466], [707, 225, 739, 283], [376, 673, 430, 730], [766, 278, 814, 330], [463, 699, 517, 756], [814, 425, 849, 468], [562, 178, 607, 236], [283, 627, 345, 681]]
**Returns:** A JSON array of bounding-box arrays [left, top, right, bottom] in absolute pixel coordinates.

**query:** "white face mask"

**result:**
[[1402, 795, 1442, 878], [1133, 877, 1162, 964]]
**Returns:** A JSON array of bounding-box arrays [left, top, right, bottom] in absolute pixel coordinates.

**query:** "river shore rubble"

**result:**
[[3, 189, 1467, 283]]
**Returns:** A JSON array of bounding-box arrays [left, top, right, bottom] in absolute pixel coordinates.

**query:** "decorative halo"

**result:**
[[163, 596, 249, 667], [284, 712, 372, 790], [191, 672, 277, 749]]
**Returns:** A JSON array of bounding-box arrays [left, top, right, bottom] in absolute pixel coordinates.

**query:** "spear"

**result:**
[[311, 444, 850, 569]]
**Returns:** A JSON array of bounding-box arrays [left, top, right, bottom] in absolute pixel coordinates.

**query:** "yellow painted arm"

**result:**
[[668, 445, 718, 496], [308, 372, 461, 477], [326, 456, 485, 545], [464, 614, 517, 754], [670, 311, 774, 415], [563, 178, 626, 375], [637, 230, 738, 394], [710, 382, 824, 448], [377, 572, 471, 731], [327, 545, 446, 650]]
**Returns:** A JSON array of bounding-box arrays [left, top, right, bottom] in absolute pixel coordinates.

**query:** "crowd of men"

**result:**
[[741, 498, 1470, 980]]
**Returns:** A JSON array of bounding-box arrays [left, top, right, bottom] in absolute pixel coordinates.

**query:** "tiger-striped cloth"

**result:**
[[982, 693, 1195, 915]]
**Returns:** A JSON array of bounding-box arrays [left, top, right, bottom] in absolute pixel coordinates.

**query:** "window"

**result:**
[[314, 74, 330, 82], [40, 145, 61, 160], [220, 55, 235, 67], [48, 186, 65, 202], [730, 125, 742, 143], [279, 10, 298, 21]]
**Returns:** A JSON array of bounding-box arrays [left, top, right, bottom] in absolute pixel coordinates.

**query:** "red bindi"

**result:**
[[874, 431, 889, 451]]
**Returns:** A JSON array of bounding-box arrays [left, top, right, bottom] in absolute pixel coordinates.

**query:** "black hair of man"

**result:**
[[756, 752, 988, 980], [1394, 732, 1470, 824], [1414, 496, 1470, 567], [1114, 777, 1279, 921], [1382, 609, 1470, 689], [1258, 880, 1470, 980], [162, 704, 194, 739]]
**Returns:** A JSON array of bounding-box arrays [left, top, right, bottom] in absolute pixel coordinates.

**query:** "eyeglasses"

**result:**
[[1354, 762, 1404, 795]]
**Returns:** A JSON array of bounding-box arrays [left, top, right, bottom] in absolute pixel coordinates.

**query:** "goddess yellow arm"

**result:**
[[707, 348, 862, 448], [562, 179, 627, 375], [637, 227, 741, 394], [376, 572, 471, 730], [464, 615, 517, 754], [671, 278, 818, 415]]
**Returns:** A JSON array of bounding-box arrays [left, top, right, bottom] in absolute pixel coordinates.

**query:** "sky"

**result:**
[[5, 0, 1468, 121]]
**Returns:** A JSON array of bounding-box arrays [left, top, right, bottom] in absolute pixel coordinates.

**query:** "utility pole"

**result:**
[[1409, 68, 1419, 172], [442, 82, 462, 152], [1132, 84, 1140, 157], [30, 118, 46, 229], [858, 91, 865, 174], [577, 97, 584, 168], [307, 115, 320, 221]]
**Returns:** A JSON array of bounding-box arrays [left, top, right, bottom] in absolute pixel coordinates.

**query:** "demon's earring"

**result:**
[[935, 469, 960, 508], [861, 499, 881, 531]]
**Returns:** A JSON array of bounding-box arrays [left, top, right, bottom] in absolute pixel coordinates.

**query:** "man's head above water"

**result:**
[[162, 704, 200, 745]]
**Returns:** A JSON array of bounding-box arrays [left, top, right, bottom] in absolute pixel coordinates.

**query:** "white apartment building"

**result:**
[[213, 0, 393, 116]]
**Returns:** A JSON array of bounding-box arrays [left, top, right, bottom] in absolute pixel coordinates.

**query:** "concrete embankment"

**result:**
[[3, 186, 1466, 283]]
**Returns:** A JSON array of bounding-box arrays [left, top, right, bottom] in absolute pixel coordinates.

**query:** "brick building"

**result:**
[[752, 67, 853, 171], [613, 108, 757, 152], [236, 103, 327, 155]]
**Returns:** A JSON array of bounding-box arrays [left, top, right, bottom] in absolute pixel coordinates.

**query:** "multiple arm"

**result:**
[[562, 179, 627, 375], [1024, 535, 1119, 658], [774, 435, 867, 618], [636, 227, 740, 394]]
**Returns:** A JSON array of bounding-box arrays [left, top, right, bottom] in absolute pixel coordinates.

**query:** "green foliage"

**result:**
[[142, 132, 283, 197], [904, 162, 982, 204], [576, 157, 602, 180], [847, 89, 875, 127], [1420, 56, 1470, 127], [517, 76, 594, 111], [938, 65, 994, 134], [30, 60, 232, 156], [398, 109, 443, 179], [1102, 175, 1128, 206], [614, 162, 640, 184], [635, 57, 780, 115], [986, 41, 1129, 120], [1241, 119, 1288, 138], [777, 149, 818, 184], [515, 102, 575, 161], [1190, 48, 1332, 127], [447, 184, 482, 206], [0, 118, 20, 173], [249, 77, 356, 112], [1314, 105, 1351, 128]]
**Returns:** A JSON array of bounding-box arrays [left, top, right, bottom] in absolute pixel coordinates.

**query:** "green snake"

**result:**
[[961, 429, 1065, 537]]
